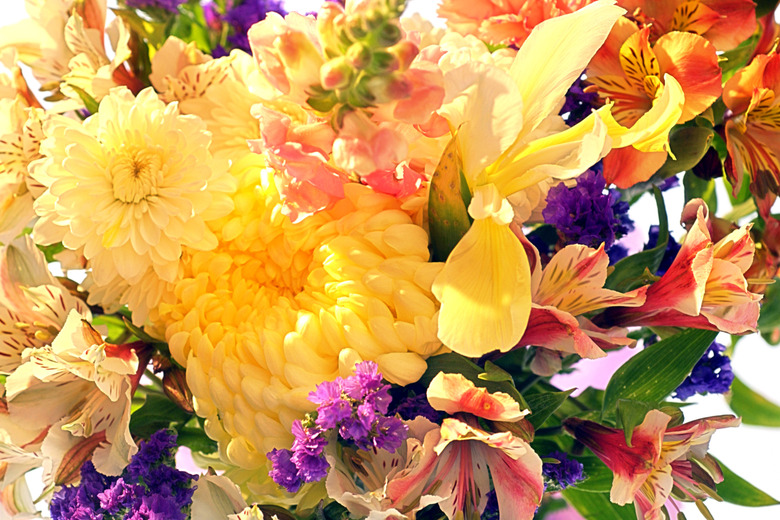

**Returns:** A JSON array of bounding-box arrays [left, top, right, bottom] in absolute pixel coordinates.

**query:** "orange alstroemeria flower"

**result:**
[[601, 199, 762, 333], [438, 0, 598, 47], [587, 19, 721, 187], [723, 49, 780, 219], [517, 237, 646, 375], [565, 411, 740, 520], [617, 0, 756, 52]]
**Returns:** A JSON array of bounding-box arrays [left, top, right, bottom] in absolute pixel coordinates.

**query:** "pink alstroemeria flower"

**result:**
[[564, 410, 740, 520], [426, 372, 544, 520], [517, 236, 646, 375], [602, 199, 762, 334]]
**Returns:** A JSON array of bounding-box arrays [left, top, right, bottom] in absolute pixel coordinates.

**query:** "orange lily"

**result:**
[[565, 411, 740, 520], [587, 20, 721, 187], [723, 48, 780, 219]]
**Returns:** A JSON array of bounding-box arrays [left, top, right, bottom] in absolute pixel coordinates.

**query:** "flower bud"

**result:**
[[376, 22, 402, 47], [163, 366, 195, 414], [365, 72, 412, 103], [346, 42, 372, 68], [388, 40, 418, 71], [371, 50, 400, 72], [320, 57, 354, 90]]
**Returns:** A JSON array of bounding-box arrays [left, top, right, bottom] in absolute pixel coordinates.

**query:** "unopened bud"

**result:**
[[163, 367, 195, 414], [365, 72, 412, 103], [388, 40, 418, 71], [320, 57, 354, 90], [346, 42, 372, 68], [376, 22, 402, 47], [493, 419, 535, 443], [372, 50, 400, 72], [55, 432, 106, 485]]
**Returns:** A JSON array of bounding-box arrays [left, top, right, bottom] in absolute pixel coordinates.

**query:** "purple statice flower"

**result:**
[[125, 0, 185, 11], [268, 361, 409, 492], [559, 77, 600, 126], [543, 451, 584, 490], [481, 489, 499, 520], [658, 175, 680, 191], [543, 167, 634, 250], [224, 0, 286, 53], [50, 430, 197, 520], [390, 392, 440, 423], [674, 341, 734, 400], [644, 225, 681, 276], [268, 448, 303, 493]]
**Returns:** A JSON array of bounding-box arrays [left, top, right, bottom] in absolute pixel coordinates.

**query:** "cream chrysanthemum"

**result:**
[[150, 154, 444, 470], [31, 87, 235, 323]]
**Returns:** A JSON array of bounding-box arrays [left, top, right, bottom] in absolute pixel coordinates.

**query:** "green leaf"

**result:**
[[572, 457, 614, 493], [758, 278, 780, 330], [66, 84, 99, 114], [714, 456, 780, 507], [615, 399, 653, 446], [683, 170, 717, 213], [478, 361, 515, 383], [129, 393, 192, 439], [428, 136, 472, 262], [525, 389, 574, 429], [92, 314, 130, 344], [605, 188, 668, 292], [37, 242, 65, 264], [656, 126, 714, 178], [122, 316, 164, 344], [562, 488, 635, 520], [602, 329, 718, 417], [719, 32, 759, 82], [175, 426, 218, 454], [421, 353, 528, 410], [727, 376, 780, 427]]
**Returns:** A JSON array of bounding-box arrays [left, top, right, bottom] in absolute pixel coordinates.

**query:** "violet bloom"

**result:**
[[543, 167, 634, 250], [644, 225, 681, 276], [559, 77, 599, 125], [50, 430, 197, 520], [268, 448, 303, 493], [224, 0, 286, 53], [542, 451, 584, 490], [675, 341, 734, 400], [125, 0, 185, 11]]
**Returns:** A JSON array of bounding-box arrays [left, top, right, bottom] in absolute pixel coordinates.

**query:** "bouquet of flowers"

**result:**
[[0, 0, 779, 518]]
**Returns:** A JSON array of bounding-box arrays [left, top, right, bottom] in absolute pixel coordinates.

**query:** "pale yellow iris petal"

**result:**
[[509, 0, 626, 138], [602, 74, 685, 153], [490, 107, 611, 196], [433, 185, 531, 357], [439, 61, 524, 183]]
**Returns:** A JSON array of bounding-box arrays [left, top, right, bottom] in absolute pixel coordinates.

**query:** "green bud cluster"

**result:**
[[307, 0, 417, 127]]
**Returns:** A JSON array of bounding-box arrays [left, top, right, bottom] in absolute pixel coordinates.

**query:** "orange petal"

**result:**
[[426, 372, 528, 422], [654, 31, 722, 122], [602, 146, 668, 188], [619, 26, 660, 93]]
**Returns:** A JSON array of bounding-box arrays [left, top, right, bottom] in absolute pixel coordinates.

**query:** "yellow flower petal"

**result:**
[[432, 185, 531, 357], [509, 0, 626, 137]]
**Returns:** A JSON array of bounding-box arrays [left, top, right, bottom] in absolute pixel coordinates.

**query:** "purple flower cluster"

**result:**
[[268, 361, 408, 493], [543, 167, 634, 250], [675, 341, 734, 400], [125, 0, 185, 11], [559, 77, 600, 126], [542, 451, 584, 490], [203, 0, 286, 56], [390, 392, 440, 423], [50, 430, 196, 520]]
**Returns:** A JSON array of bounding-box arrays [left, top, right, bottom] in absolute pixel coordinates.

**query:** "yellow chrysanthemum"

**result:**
[[30, 86, 236, 323], [150, 154, 443, 470]]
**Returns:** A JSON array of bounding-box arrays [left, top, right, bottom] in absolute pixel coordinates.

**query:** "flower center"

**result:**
[[110, 148, 161, 203]]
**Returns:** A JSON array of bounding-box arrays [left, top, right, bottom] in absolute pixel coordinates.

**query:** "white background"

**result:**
[[4, 1, 780, 518]]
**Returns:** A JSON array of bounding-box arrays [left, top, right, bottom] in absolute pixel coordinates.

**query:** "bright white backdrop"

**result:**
[[4, 1, 780, 519]]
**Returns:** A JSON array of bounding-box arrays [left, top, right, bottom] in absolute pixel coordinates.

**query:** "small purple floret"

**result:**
[[543, 167, 634, 250], [543, 450, 584, 489], [675, 341, 734, 400]]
